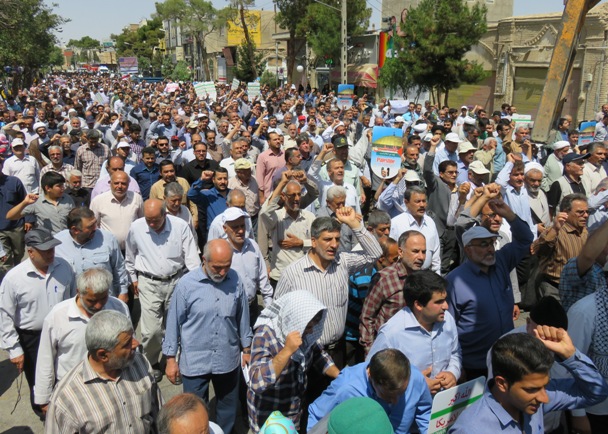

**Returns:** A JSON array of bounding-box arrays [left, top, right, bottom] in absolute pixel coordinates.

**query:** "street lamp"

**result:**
[[311, 0, 347, 84]]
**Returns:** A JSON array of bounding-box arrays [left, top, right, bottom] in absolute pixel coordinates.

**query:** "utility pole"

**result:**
[[341, 0, 347, 84]]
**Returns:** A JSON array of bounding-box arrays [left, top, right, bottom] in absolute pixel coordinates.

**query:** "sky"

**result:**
[[53, 0, 607, 44]]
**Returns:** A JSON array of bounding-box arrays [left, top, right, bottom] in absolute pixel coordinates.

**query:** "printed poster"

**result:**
[[579, 121, 597, 147], [337, 84, 355, 109], [370, 126, 404, 179], [428, 377, 486, 434]]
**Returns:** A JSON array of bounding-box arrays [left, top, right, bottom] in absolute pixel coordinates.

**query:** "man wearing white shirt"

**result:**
[[33, 268, 129, 412], [90, 156, 140, 200], [389, 187, 441, 274], [0, 228, 75, 416], [2, 138, 40, 193], [125, 198, 201, 380], [219, 139, 244, 179]]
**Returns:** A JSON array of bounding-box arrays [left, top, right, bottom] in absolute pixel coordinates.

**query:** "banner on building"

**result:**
[[118, 57, 138, 75], [371, 126, 403, 179], [227, 11, 262, 46]]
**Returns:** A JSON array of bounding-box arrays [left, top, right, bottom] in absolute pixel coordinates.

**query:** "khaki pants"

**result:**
[[138, 273, 181, 366]]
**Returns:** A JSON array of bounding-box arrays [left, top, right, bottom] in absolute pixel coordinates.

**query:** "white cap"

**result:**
[[445, 132, 463, 143], [223, 207, 248, 223], [468, 160, 490, 175], [11, 138, 25, 147], [553, 141, 570, 151], [412, 123, 427, 133], [404, 171, 420, 182], [33, 122, 46, 131], [524, 162, 544, 175], [458, 141, 476, 154], [464, 116, 476, 125], [394, 116, 405, 123]]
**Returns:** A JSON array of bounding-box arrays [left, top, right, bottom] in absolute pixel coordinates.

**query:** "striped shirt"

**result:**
[[45, 352, 161, 434], [537, 222, 587, 283], [275, 225, 382, 345]]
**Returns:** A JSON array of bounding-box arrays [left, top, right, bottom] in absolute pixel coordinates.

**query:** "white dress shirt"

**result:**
[[125, 214, 201, 282], [34, 296, 129, 404], [2, 154, 40, 193], [389, 211, 441, 273], [229, 238, 273, 306], [0, 258, 75, 358]]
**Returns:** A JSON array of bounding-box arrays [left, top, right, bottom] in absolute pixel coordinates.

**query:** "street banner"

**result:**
[[370, 126, 403, 179], [337, 84, 355, 109], [428, 376, 486, 434], [118, 57, 138, 75]]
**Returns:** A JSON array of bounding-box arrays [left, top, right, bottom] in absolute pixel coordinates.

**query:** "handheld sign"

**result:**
[[337, 84, 355, 109], [428, 376, 486, 434], [578, 121, 597, 147], [371, 126, 403, 179]]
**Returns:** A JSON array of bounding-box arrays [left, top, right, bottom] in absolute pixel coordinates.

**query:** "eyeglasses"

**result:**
[[481, 213, 499, 219], [573, 209, 589, 216]]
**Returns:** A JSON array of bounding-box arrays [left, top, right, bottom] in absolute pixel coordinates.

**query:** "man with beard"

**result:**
[[34, 268, 130, 414], [54, 207, 129, 302], [44, 310, 161, 433], [39, 145, 73, 184], [125, 199, 200, 380], [163, 239, 252, 434], [447, 198, 533, 380]]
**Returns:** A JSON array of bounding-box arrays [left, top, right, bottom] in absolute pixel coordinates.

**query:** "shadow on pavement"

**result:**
[[1, 427, 36, 434], [0, 359, 19, 397]]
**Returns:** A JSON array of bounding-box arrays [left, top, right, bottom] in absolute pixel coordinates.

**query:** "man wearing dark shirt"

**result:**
[[0, 154, 27, 279], [131, 146, 160, 200], [181, 141, 219, 188], [64, 170, 91, 208]]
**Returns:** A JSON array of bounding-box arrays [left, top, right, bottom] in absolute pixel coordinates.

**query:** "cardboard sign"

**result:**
[[231, 78, 240, 91], [428, 376, 486, 434], [370, 126, 403, 179], [248, 82, 260, 98]]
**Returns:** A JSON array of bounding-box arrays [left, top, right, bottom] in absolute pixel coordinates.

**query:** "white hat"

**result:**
[[117, 140, 131, 149], [404, 171, 420, 182], [394, 116, 405, 123], [458, 141, 476, 154], [461, 105, 468, 110], [187, 120, 199, 129], [524, 162, 545, 175], [412, 123, 427, 133], [423, 133, 433, 142], [468, 160, 490, 175], [223, 207, 248, 223], [11, 138, 25, 147], [553, 141, 570, 151], [33, 122, 46, 131], [445, 132, 463, 143], [290, 84, 296, 90], [464, 116, 476, 125]]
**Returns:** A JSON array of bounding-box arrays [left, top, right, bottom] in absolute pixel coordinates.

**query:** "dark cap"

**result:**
[[562, 152, 590, 165], [25, 227, 61, 250], [331, 134, 348, 148]]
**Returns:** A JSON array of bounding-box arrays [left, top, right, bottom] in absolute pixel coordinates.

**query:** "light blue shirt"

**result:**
[[307, 361, 432, 434], [449, 350, 608, 433], [54, 229, 128, 296], [494, 137, 506, 174], [433, 146, 458, 176], [229, 238, 273, 306], [496, 162, 537, 239], [367, 307, 461, 379], [162, 267, 252, 376]]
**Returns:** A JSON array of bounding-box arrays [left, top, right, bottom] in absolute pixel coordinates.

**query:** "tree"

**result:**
[[112, 16, 166, 74], [156, 0, 232, 80], [387, 0, 487, 105], [259, 70, 278, 89], [275, 0, 311, 83], [169, 60, 192, 81], [234, 40, 264, 83], [0, 0, 67, 91], [230, 0, 258, 81], [299, 0, 370, 69], [67, 36, 100, 49]]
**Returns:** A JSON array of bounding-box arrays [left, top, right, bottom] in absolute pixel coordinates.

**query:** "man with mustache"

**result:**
[[45, 311, 160, 433], [447, 198, 533, 380], [163, 238, 252, 434], [34, 268, 130, 415]]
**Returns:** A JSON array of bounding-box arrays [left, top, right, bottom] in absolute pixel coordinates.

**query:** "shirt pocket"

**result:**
[[84, 251, 110, 270], [165, 241, 182, 259]]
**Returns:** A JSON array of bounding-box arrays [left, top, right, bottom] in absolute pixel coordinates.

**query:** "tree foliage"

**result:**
[[298, 0, 370, 67], [0, 0, 67, 90], [259, 70, 278, 89], [67, 36, 100, 49], [386, 0, 487, 104], [112, 16, 166, 73], [156, 0, 233, 80], [234, 40, 264, 83], [275, 0, 310, 83], [169, 60, 192, 81]]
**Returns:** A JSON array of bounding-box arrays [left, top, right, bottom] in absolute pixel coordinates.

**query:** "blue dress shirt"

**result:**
[[367, 307, 461, 379], [187, 180, 230, 229], [446, 216, 533, 370], [496, 161, 537, 238], [433, 146, 458, 176], [307, 362, 432, 434], [130, 162, 160, 200], [449, 350, 608, 433], [162, 267, 252, 376]]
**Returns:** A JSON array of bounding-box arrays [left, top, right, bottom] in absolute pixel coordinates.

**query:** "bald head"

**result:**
[[202, 239, 233, 283], [144, 199, 167, 232], [227, 189, 246, 209], [157, 393, 210, 434], [107, 156, 125, 173]]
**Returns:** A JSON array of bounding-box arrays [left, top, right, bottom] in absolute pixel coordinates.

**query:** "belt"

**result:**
[[138, 267, 186, 282], [16, 328, 42, 336]]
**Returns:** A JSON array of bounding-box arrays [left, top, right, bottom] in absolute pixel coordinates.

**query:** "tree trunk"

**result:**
[[443, 88, 449, 107], [196, 34, 211, 80], [239, 4, 257, 80], [286, 29, 296, 84]]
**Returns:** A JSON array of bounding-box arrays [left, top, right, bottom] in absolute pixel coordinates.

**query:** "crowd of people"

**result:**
[[1, 73, 608, 434]]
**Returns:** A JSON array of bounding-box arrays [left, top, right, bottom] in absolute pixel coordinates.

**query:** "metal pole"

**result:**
[[276, 41, 279, 88], [341, 0, 347, 84]]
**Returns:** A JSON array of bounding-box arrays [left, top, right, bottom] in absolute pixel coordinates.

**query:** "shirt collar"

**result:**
[[484, 385, 527, 430]]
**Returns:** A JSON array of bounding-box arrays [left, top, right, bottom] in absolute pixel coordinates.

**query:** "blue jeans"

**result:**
[[182, 368, 240, 434]]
